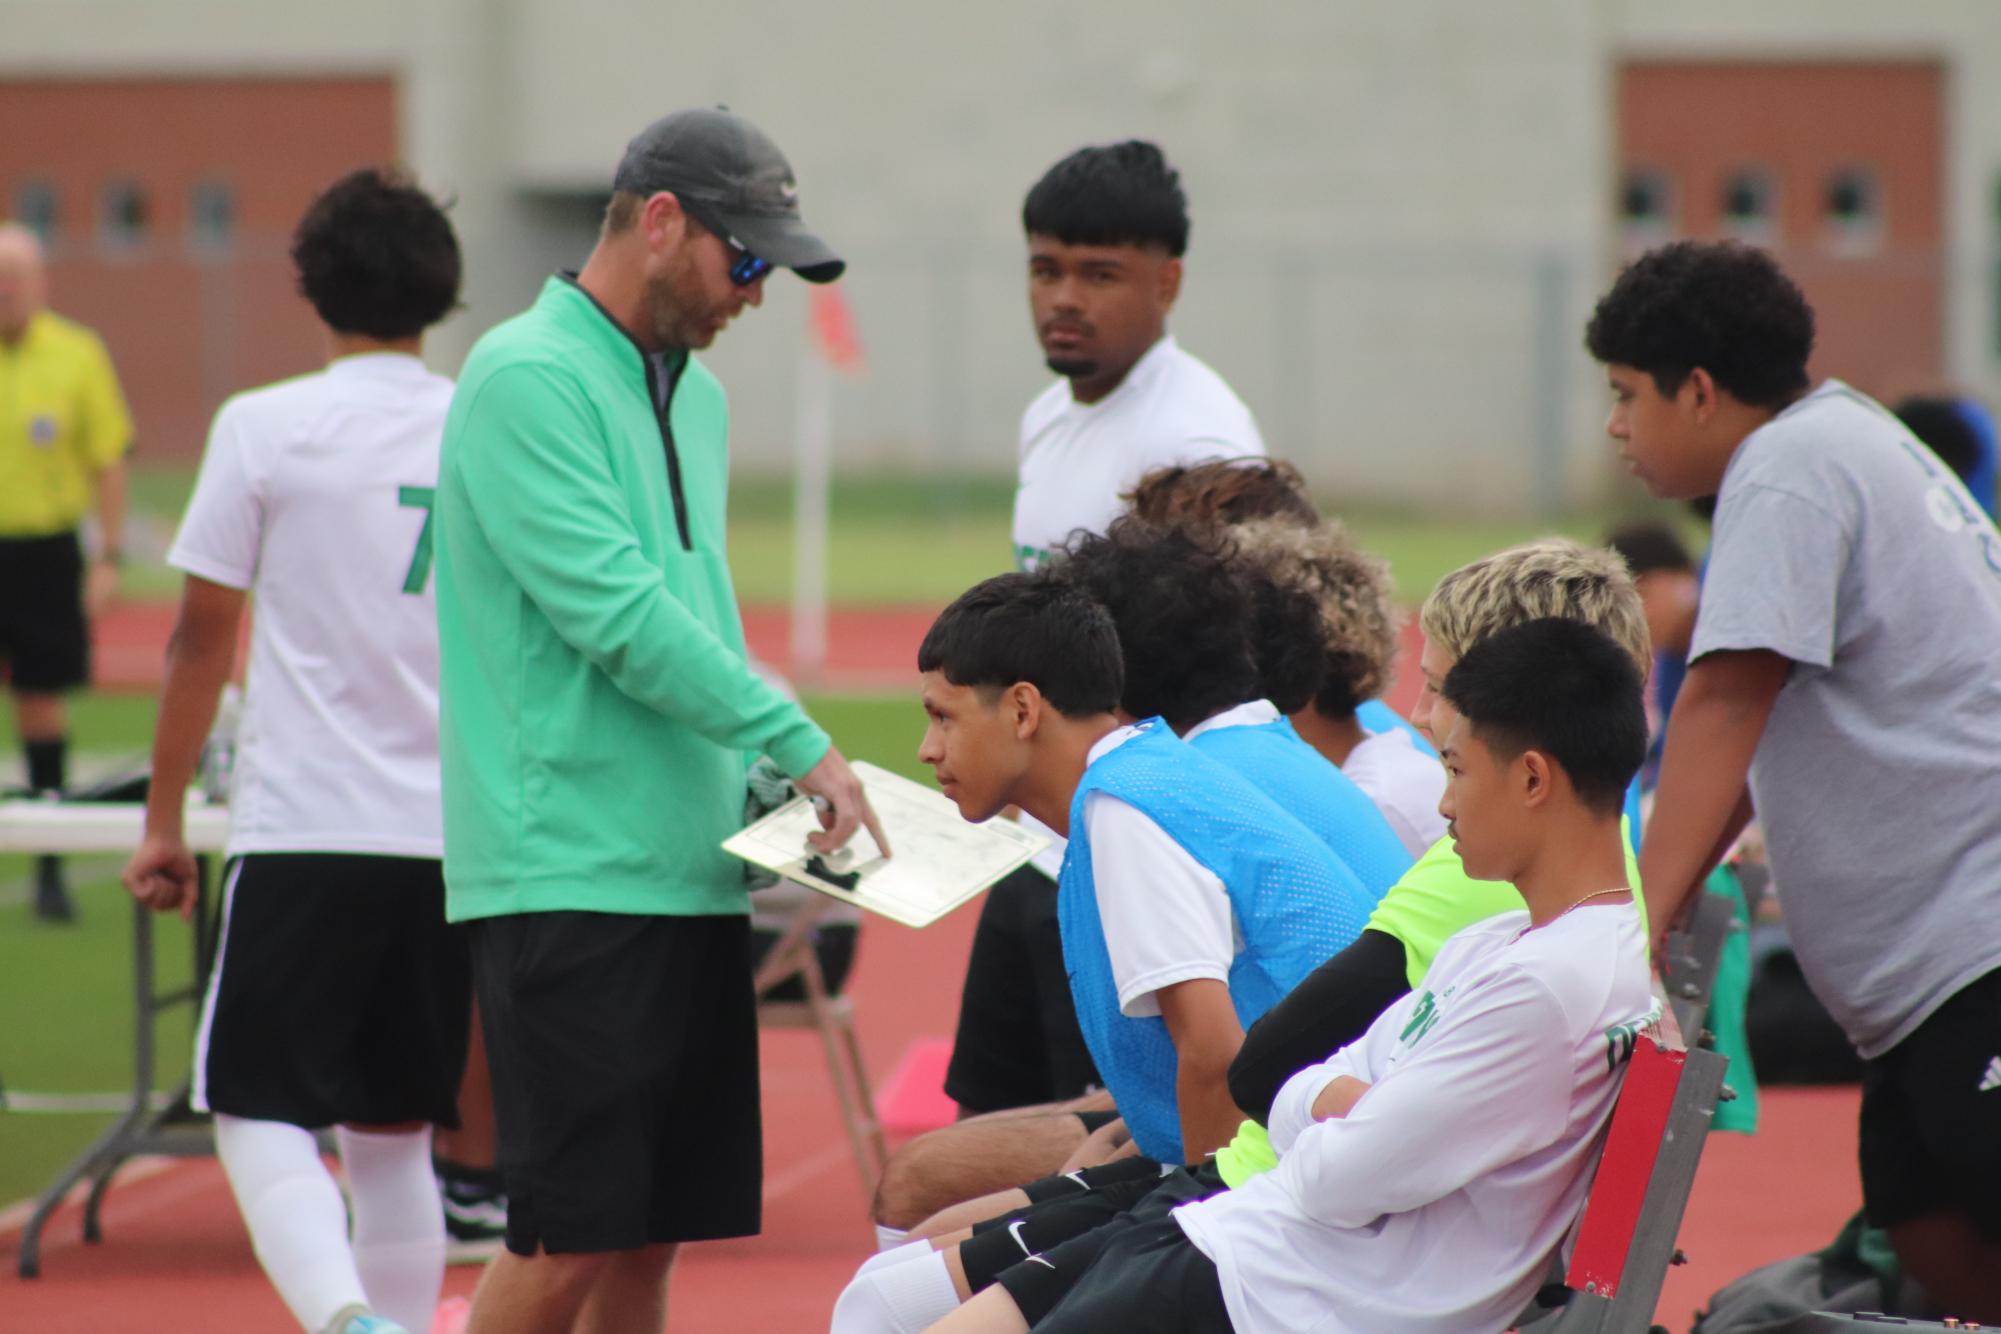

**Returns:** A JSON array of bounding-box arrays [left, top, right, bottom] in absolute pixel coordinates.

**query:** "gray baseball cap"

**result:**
[[613, 107, 844, 284]]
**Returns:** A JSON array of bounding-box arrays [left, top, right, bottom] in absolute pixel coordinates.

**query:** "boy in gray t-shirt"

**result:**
[[1587, 240, 2001, 1320]]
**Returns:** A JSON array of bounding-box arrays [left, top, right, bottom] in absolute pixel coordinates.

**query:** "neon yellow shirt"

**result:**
[[0, 311, 133, 536], [1366, 819, 1648, 988]]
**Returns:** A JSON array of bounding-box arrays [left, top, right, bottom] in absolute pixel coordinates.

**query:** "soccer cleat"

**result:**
[[440, 1172, 509, 1262], [32, 855, 75, 923]]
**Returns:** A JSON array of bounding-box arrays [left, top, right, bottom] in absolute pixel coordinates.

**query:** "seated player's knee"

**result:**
[[831, 1268, 902, 1334], [872, 1131, 949, 1230], [831, 1251, 960, 1334]]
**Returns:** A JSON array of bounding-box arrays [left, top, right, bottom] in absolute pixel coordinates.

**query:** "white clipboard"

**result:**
[[721, 760, 1049, 928]]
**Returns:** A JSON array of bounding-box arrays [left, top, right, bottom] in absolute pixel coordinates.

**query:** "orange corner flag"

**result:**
[[808, 285, 865, 373]]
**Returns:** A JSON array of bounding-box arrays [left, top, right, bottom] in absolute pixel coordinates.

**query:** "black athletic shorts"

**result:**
[[1015, 1151, 1169, 1207], [944, 865, 1101, 1113], [963, 1159, 1216, 1294], [1858, 966, 2001, 1238], [999, 1179, 1232, 1331], [0, 532, 88, 692], [196, 854, 470, 1129], [470, 910, 761, 1256]]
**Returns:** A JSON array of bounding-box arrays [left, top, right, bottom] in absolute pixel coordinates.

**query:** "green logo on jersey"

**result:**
[[1602, 1001, 1663, 1072], [1400, 988, 1444, 1046]]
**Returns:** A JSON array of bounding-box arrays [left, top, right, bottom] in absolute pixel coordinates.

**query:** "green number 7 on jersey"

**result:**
[[399, 486, 437, 594]]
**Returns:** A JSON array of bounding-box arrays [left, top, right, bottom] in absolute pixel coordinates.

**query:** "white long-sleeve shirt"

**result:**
[[1174, 900, 1655, 1334]]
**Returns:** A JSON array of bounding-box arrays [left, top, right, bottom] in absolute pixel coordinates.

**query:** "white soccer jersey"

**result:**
[[1174, 902, 1655, 1334], [1012, 335, 1265, 877], [168, 353, 455, 859]]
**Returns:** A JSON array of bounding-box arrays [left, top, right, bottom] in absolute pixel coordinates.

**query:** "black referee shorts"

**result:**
[[1859, 966, 2001, 1238], [196, 854, 470, 1129], [0, 532, 88, 692], [945, 865, 1101, 1113], [470, 910, 762, 1256]]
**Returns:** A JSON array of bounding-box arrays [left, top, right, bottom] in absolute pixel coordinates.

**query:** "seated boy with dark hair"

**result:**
[[928, 618, 1657, 1334], [843, 572, 1374, 1333], [869, 528, 1398, 1241], [1060, 519, 1412, 897]]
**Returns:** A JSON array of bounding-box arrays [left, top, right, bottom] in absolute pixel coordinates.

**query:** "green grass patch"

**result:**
[[0, 692, 924, 1210], [0, 869, 199, 1207]]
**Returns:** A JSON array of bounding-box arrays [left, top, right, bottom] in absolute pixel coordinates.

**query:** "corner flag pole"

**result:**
[[792, 286, 864, 685]]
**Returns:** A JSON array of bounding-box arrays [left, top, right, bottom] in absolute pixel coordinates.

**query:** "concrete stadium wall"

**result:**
[[6, 0, 2001, 509]]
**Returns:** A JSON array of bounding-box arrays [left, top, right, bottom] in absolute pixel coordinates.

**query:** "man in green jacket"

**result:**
[[436, 107, 884, 1334]]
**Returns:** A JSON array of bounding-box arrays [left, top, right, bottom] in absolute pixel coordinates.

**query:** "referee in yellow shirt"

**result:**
[[0, 222, 134, 921]]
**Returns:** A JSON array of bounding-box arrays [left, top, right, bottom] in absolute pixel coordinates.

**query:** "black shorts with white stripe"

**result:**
[[194, 853, 471, 1129]]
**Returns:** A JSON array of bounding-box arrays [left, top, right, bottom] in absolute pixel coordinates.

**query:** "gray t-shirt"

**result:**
[[1692, 379, 2001, 1059]]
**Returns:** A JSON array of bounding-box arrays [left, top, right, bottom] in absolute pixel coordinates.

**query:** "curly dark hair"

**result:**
[[1125, 458, 1320, 530], [291, 167, 461, 339], [1584, 240, 1814, 410], [1230, 518, 1401, 718], [1023, 140, 1189, 256], [1057, 518, 1259, 733]]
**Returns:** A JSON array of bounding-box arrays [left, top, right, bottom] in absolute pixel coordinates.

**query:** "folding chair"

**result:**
[[1660, 888, 1739, 1040], [753, 887, 889, 1194], [1518, 1006, 1730, 1334]]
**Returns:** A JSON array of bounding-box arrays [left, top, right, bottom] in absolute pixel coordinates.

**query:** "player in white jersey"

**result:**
[[929, 144, 1267, 1193], [1010, 141, 1264, 577], [123, 169, 465, 1334]]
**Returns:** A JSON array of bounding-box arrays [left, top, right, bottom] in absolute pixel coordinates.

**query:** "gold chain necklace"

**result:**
[[1547, 886, 1631, 924]]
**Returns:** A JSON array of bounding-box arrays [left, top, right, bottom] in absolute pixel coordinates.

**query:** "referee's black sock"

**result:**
[[25, 737, 74, 921], [24, 736, 66, 795]]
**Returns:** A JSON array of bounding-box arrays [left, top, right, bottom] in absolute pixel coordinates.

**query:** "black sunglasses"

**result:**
[[725, 242, 773, 288], [683, 205, 773, 286]]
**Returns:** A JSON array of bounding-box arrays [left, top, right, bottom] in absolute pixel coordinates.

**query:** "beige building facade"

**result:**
[[5, 0, 1998, 509]]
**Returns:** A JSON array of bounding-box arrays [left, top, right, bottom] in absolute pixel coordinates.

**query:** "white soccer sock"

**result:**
[[337, 1125, 447, 1334], [874, 1223, 909, 1252], [855, 1238, 935, 1277], [829, 1250, 961, 1334], [214, 1113, 369, 1332]]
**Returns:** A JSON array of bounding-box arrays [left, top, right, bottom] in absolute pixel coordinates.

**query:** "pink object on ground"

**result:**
[[430, 1295, 471, 1334], [874, 1038, 961, 1136]]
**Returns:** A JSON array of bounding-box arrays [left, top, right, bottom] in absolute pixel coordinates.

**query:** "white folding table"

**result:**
[[1, 798, 230, 1278]]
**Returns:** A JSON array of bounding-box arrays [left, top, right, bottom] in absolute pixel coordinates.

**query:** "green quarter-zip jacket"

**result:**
[[436, 275, 829, 922]]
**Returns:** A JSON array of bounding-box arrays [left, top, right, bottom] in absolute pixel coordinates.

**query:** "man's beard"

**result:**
[[644, 266, 710, 351], [1045, 357, 1099, 380]]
